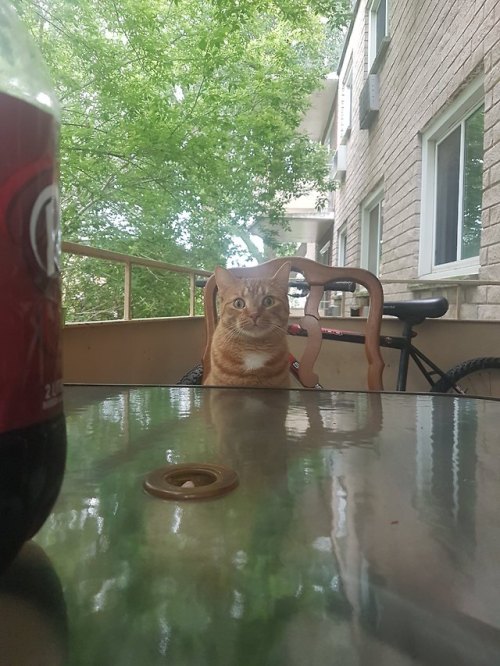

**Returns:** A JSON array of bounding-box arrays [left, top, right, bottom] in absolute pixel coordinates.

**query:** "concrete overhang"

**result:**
[[299, 73, 338, 142], [252, 203, 334, 244]]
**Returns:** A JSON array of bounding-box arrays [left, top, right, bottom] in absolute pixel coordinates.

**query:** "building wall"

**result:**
[[329, 0, 500, 318]]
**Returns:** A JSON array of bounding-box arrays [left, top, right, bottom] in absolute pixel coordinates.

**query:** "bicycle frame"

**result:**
[[287, 322, 451, 391]]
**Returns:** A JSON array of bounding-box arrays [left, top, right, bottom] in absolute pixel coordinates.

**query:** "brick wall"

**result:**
[[330, 0, 500, 318]]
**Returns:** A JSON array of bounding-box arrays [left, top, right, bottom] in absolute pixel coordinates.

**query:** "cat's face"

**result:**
[[215, 263, 290, 339]]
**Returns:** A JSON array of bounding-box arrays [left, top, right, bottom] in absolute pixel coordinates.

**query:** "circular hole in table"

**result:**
[[143, 463, 239, 500]]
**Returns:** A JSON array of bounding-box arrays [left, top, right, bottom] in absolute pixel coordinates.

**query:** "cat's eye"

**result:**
[[262, 296, 274, 307], [233, 298, 246, 309]]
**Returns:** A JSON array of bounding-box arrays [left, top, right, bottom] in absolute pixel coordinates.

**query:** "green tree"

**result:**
[[16, 0, 350, 320]]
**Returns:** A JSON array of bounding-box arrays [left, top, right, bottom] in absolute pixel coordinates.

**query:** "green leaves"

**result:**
[[18, 0, 349, 320]]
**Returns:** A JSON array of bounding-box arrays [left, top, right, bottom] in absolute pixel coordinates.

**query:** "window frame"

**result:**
[[326, 111, 336, 154], [368, 0, 389, 70], [361, 188, 384, 276], [337, 224, 347, 267], [318, 240, 332, 312], [318, 240, 331, 266], [340, 58, 353, 141], [419, 77, 484, 279]]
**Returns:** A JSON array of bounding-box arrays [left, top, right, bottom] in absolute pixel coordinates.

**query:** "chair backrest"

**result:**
[[202, 256, 385, 390]]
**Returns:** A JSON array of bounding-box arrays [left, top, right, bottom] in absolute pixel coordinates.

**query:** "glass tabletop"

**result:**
[[3, 386, 500, 665]]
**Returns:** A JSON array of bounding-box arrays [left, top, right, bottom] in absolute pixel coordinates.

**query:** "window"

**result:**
[[337, 225, 347, 267], [420, 78, 484, 278], [325, 116, 337, 208], [368, 0, 388, 69], [318, 240, 332, 313], [326, 114, 336, 153], [341, 59, 353, 139], [361, 190, 383, 275], [318, 240, 331, 266], [435, 107, 483, 265]]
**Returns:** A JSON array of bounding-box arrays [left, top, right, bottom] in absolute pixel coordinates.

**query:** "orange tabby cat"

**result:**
[[203, 263, 291, 388]]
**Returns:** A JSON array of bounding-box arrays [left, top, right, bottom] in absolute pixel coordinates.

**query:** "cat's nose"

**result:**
[[249, 312, 259, 323]]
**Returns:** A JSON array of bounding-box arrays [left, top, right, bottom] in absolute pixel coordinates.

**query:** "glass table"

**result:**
[[2, 385, 500, 665]]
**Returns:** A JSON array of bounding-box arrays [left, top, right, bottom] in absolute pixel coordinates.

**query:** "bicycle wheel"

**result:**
[[430, 357, 500, 398]]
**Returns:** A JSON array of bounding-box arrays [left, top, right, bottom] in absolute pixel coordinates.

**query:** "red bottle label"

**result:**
[[0, 92, 63, 434]]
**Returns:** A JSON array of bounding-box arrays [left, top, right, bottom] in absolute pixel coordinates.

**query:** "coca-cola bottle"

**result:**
[[0, 3, 66, 571]]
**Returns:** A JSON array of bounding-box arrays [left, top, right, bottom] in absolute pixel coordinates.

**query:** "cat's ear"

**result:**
[[271, 261, 291, 290], [214, 266, 239, 293]]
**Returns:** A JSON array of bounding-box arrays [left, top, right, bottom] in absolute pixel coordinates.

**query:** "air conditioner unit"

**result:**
[[330, 144, 347, 180], [359, 74, 379, 129]]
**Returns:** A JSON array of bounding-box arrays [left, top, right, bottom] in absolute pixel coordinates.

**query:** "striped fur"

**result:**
[[203, 263, 291, 387]]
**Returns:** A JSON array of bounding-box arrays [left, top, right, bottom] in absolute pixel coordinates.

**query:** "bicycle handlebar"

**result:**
[[194, 278, 356, 293], [288, 279, 356, 293]]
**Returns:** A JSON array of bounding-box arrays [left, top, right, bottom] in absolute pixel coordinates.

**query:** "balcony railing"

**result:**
[[62, 242, 500, 322], [62, 241, 211, 321]]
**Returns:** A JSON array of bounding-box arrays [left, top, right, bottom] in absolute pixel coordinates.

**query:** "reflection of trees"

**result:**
[[149, 482, 352, 666], [36, 386, 359, 665]]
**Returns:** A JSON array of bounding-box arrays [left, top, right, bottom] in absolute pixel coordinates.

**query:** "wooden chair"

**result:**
[[202, 256, 385, 390]]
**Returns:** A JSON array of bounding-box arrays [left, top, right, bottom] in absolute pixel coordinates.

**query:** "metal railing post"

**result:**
[[189, 273, 196, 317], [124, 261, 132, 320]]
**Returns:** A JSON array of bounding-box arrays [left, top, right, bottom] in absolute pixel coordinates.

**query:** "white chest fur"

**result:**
[[243, 352, 269, 371]]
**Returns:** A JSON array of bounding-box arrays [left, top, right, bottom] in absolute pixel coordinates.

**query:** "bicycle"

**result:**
[[179, 279, 500, 398]]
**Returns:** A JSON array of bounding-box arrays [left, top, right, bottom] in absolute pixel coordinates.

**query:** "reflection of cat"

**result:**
[[203, 263, 291, 388], [207, 388, 290, 482]]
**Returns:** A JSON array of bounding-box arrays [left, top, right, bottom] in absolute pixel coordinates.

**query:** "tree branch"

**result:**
[[76, 173, 115, 218], [236, 228, 266, 263]]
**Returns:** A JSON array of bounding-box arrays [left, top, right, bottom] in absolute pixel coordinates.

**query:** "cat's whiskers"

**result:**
[[269, 322, 288, 336], [220, 324, 242, 344]]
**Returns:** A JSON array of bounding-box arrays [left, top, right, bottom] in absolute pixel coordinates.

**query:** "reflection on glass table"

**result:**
[[20, 386, 500, 665], [0, 541, 67, 665]]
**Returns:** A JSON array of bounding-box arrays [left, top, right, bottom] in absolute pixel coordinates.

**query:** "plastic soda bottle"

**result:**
[[0, 2, 66, 571]]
